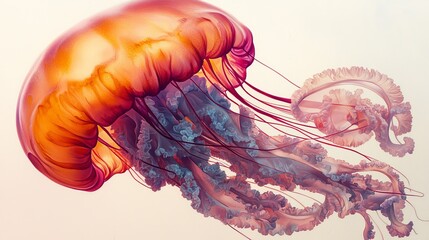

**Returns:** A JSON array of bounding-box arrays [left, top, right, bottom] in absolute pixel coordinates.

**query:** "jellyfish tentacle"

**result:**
[[184, 158, 328, 236], [219, 132, 412, 239], [291, 67, 414, 157]]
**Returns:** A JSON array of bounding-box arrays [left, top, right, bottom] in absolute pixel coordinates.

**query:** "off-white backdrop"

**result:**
[[1, 1, 428, 240]]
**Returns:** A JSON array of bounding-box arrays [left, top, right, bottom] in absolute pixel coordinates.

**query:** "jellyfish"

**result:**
[[16, 0, 415, 239]]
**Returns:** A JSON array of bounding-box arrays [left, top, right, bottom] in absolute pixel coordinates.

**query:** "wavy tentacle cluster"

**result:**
[[113, 76, 412, 239]]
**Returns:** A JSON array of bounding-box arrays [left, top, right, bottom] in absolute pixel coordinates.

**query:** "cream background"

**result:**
[[1, 1, 428, 239]]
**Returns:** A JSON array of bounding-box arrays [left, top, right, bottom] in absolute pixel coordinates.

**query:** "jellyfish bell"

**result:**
[[17, 0, 416, 239], [16, 0, 254, 191]]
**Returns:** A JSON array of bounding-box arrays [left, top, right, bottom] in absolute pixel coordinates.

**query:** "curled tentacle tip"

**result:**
[[291, 66, 414, 156]]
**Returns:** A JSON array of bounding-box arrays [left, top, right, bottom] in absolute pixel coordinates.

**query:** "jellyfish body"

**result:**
[[16, 0, 414, 239]]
